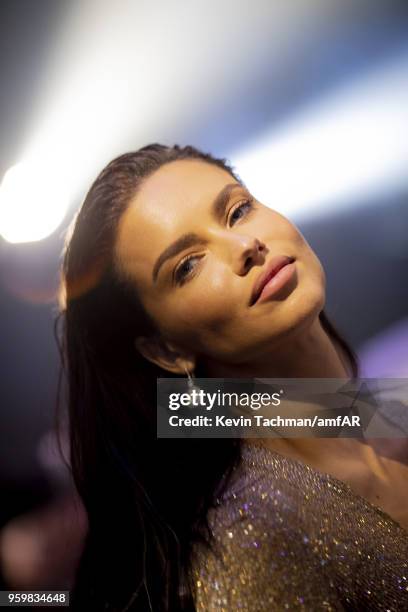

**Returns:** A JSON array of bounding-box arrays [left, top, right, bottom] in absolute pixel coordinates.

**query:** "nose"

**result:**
[[220, 231, 267, 275]]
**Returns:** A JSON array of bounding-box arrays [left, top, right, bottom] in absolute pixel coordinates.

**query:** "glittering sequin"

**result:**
[[191, 442, 408, 611]]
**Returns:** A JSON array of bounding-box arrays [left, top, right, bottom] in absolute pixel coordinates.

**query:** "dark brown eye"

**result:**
[[174, 255, 202, 285], [229, 199, 254, 226]]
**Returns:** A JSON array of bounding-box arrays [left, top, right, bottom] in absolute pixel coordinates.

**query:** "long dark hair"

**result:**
[[55, 144, 359, 611]]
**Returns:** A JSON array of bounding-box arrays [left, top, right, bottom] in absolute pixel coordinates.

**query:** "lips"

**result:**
[[249, 255, 295, 306]]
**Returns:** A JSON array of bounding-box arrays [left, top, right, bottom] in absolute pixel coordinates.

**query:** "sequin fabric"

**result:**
[[191, 442, 408, 611]]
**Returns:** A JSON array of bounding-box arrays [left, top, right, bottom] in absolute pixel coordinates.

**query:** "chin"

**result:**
[[281, 280, 325, 334]]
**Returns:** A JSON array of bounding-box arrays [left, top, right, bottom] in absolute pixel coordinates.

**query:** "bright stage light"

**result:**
[[0, 161, 70, 244], [231, 54, 408, 220]]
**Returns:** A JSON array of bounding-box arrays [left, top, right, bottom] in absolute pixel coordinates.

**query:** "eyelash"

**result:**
[[174, 198, 254, 285]]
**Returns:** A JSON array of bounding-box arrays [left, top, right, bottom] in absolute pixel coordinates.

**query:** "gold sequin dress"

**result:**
[[192, 442, 408, 611]]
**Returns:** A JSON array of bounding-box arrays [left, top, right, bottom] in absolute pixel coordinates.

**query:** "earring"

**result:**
[[184, 365, 201, 407]]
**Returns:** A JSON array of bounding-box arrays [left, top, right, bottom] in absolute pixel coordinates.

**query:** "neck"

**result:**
[[204, 315, 350, 379], [203, 314, 362, 465]]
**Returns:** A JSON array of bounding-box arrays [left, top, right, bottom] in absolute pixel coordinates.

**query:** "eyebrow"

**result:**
[[152, 182, 244, 283]]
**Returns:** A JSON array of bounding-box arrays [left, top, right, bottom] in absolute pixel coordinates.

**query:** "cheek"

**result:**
[[271, 212, 306, 248], [296, 234, 326, 287], [274, 214, 325, 280], [151, 268, 237, 342]]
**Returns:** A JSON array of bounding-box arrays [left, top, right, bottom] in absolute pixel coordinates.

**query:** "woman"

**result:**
[[56, 144, 408, 611]]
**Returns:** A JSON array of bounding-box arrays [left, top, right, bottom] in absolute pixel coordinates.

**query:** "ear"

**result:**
[[134, 334, 196, 375]]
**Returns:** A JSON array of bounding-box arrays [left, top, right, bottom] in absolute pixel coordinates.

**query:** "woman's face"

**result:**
[[115, 160, 326, 371]]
